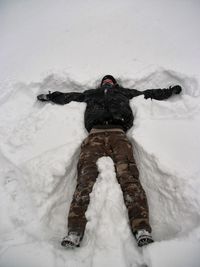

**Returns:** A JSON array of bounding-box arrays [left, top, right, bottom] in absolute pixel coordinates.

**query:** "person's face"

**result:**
[[102, 78, 115, 86]]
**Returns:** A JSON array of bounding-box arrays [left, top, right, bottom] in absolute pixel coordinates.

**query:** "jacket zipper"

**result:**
[[104, 88, 109, 111], [104, 88, 110, 124]]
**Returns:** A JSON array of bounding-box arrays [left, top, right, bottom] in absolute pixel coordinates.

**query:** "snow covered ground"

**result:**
[[1, 1, 200, 267]]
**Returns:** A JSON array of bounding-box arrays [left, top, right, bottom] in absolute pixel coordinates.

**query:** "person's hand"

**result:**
[[37, 94, 50, 102], [171, 85, 182, 94]]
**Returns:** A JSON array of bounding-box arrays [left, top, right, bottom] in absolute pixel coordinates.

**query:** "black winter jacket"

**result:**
[[48, 85, 179, 132]]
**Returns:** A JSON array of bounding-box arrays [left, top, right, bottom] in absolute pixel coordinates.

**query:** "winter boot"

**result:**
[[135, 229, 154, 247], [61, 232, 82, 248]]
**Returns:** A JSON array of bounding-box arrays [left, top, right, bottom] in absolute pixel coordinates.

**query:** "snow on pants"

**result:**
[[67, 128, 152, 237]]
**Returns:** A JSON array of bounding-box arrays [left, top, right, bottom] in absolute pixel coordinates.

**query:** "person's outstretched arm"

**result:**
[[142, 85, 182, 100], [121, 85, 182, 100], [37, 91, 85, 105]]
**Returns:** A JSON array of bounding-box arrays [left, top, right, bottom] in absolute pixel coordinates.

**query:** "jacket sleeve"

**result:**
[[142, 85, 182, 100], [48, 91, 85, 105], [123, 85, 181, 100], [120, 88, 143, 99]]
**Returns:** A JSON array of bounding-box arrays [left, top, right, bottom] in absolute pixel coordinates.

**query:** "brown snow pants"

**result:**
[[68, 128, 151, 237]]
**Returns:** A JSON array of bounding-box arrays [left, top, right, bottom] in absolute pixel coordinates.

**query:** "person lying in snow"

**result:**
[[37, 75, 182, 248]]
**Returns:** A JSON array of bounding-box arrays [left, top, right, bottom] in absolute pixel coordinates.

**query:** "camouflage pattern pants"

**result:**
[[68, 129, 151, 237]]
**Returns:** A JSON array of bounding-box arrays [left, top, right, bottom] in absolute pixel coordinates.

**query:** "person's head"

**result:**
[[100, 75, 117, 87]]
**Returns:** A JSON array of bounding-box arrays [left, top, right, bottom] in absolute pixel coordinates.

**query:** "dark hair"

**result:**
[[101, 75, 117, 86]]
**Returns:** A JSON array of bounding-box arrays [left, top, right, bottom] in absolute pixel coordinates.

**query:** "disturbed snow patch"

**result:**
[[1, 69, 200, 267]]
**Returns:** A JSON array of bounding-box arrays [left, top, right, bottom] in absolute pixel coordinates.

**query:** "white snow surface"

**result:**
[[1, 1, 200, 267]]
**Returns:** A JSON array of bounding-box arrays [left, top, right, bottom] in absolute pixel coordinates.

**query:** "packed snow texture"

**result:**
[[1, 1, 200, 267]]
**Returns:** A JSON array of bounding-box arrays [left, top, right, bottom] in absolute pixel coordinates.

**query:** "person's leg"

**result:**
[[62, 133, 105, 247], [109, 132, 152, 235]]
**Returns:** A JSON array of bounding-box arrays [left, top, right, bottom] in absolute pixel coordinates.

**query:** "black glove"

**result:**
[[171, 85, 182, 94], [143, 89, 152, 99], [37, 93, 51, 102]]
